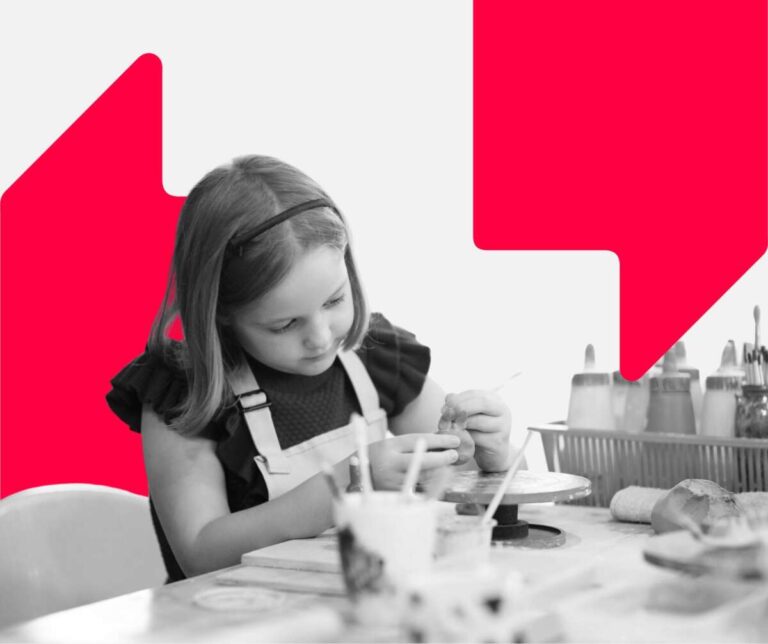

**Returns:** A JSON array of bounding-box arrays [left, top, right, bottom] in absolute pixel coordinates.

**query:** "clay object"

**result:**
[[609, 486, 667, 523], [650, 479, 744, 534], [438, 408, 475, 465]]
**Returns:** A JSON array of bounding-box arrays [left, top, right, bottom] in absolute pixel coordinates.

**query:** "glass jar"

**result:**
[[734, 385, 768, 438]]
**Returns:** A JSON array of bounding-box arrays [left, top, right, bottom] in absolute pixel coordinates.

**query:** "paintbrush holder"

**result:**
[[735, 385, 768, 439]]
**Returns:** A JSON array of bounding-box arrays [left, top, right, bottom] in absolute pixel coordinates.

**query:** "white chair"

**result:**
[[0, 484, 166, 628]]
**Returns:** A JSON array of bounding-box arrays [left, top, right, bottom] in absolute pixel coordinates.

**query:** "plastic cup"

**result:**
[[333, 491, 438, 624], [435, 514, 496, 562]]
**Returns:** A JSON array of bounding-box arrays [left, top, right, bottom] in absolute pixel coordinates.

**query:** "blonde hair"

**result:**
[[149, 156, 369, 436]]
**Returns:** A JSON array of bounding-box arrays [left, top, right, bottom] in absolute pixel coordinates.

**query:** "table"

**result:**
[[1, 505, 766, 643]]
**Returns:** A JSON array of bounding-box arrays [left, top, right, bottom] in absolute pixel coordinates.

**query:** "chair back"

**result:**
[[0, 484, 166, 627]]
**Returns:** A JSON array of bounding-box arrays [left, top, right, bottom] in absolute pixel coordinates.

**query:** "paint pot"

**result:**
[[435, 514, 496, 563], [735, 385, 768, 439]]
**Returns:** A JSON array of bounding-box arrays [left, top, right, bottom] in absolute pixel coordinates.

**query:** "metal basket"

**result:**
[[531, 423, 768, 507]]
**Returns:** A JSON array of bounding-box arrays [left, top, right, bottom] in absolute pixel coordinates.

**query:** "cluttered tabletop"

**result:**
[[3, 334, 768, 643], [0, 497, 766, 644]]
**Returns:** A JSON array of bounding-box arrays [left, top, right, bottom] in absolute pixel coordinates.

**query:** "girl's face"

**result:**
[[229, 245, 354, 376]]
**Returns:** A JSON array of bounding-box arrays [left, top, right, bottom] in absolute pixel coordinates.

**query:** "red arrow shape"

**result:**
[[475, 2, 767, 379], [1, 54, 184, 496]]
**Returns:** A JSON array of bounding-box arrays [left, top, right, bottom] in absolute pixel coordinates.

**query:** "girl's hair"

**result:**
[[148, 155, 369, 436]]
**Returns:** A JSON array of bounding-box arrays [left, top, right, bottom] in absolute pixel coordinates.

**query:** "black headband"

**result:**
[[228, 198, 339, 258]]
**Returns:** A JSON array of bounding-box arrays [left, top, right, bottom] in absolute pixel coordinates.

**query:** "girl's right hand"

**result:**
[[367, 433, 460, 491], [437, 407, 476, 465]]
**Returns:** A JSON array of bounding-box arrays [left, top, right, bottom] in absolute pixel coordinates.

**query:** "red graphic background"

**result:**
[[475, 1, 767, 380], [2, 55, 182, 495]]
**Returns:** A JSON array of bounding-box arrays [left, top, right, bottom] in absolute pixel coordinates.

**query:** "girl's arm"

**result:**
[[142, 404, 459, 576], [387, 376, 446, 435], [141, 404, 345, 577]]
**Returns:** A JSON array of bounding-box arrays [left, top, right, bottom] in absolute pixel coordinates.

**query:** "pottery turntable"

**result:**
[[442, 470, 591, 548]]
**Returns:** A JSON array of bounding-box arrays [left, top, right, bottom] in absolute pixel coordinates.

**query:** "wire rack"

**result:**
[[531, 423, 768, 507]]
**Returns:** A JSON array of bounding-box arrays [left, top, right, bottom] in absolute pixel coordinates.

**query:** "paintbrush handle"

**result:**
[[320, 462, 342, 501], [491, 371, 523, 393], [400, 437, 428, 498], [352, 414, 373, 496], [482, 431, 533, 525], [755, 305, 761, 356]]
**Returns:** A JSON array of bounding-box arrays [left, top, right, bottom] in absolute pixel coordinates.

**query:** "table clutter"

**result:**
[[4, 318, 768, 643], [567, 307, 768, 439], [442, 470, 591, 547], [2, 501, 768, 642], [537, 309, 768, 508]]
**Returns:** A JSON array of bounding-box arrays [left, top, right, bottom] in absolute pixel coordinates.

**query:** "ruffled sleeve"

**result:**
[[355, 313, 431, 417], [105, 343, 225, 441]]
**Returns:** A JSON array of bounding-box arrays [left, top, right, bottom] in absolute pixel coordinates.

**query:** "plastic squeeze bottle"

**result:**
[[623, 373, 651, 433], [646, 350, 696, 435], [567, 344, 614, 430], [674, 341, 703, 433], [701, 340, 742, 438]]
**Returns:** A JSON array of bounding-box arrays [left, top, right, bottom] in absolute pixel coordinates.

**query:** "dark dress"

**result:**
[[106, 313, 430, 582]]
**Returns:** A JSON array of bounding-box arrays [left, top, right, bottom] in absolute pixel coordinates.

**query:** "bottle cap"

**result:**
[[674, 341, 689, 366], [612, 371, 644, 386], [673, 341, 699, 380], [650, 350, 691, 392], [573, 372, 611, 386], [678, 367, 700, 381], [572, 344, 609, 385], [705, 374, 742, 391], [584, 344, 596, 371], [706, 340, 744, 389], [721, 340, 738, 368]]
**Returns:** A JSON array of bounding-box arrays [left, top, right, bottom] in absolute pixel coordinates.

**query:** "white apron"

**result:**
[[227, 351, 388, 500]]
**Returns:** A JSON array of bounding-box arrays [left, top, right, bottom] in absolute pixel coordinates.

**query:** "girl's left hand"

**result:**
[[439, 390, 512, 472]]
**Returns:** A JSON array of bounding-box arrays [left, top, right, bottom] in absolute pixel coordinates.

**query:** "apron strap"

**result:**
[[338, 351, 384, 424], [227, 362, 291, 475]]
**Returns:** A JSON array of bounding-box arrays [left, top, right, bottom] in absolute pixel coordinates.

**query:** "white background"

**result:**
[[2, 0, 766, 470]]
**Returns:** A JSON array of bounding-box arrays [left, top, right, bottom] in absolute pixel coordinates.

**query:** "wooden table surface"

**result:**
[[1, 504, 766, 643]]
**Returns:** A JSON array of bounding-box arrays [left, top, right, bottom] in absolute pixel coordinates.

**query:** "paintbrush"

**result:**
[[351, 413, 373, 497], [422, 466, 455, 501], [482, 430, 533, 525], [491, 371, 523, 393], [320, 462, 342, 501], [400, 437, 428, 500], [754, 306, 763, 386]]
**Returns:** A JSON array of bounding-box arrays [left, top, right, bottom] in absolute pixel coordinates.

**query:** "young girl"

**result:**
[[107, 155, 512, 582]]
